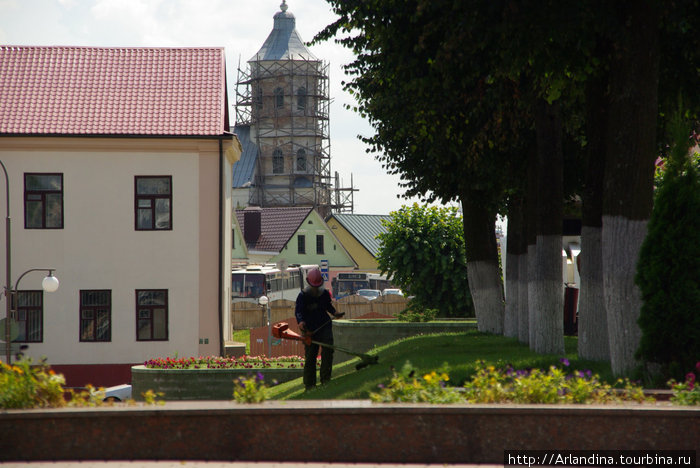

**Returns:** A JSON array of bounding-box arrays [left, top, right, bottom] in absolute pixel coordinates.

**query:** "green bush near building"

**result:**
[[636, 112, 700, 384]]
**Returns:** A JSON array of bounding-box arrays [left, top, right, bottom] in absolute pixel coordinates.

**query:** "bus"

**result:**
[[231, 264, 318, 303], [332, 272, 392, 299]]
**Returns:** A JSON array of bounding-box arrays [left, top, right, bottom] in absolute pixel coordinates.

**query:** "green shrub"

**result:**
[[371, 359, 649, 405], [376, 204, 473, 318], [0, 358, 66, 409], [140, 389, 166, 405], [1, 357, 161, 409], [396, 303, 438, 322], [462, 360, 648, 404], [370, 361, 462, 403], [668, 362, 700, 406], [636, 111, 700, 383], [233, 373, 270, 403]]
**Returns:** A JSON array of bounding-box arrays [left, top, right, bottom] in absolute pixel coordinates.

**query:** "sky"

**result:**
[[0, 0, 450, 215]]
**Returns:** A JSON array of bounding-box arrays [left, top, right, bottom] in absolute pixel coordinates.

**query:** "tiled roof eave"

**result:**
[[0, 46, 227, 136], [0, 132, 234, 139]]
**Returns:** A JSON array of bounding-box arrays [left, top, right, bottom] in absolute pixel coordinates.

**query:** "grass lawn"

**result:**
[[267, 330, 618, 400], [232, 329, 250, 355]]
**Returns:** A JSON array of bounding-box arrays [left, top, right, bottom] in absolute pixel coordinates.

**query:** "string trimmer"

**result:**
[[272, 322, 379, 370]]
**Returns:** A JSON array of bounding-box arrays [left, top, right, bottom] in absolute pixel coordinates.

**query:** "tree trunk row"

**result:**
[[498, 3, 660, 376]]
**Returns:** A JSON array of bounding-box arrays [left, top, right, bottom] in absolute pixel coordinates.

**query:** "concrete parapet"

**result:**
[[1, 401, 697, 464], [131, 366, 304, 400]]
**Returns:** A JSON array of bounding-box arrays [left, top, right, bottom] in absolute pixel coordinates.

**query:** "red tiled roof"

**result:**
[[236, 207, 312, 252], [0, 45, 229, 136]]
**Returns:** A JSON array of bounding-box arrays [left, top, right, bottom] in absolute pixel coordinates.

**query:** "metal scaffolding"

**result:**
[[235, 56, 355, 217]]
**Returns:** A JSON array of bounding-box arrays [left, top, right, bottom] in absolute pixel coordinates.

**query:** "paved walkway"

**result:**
[[1, 463, 499, 468]]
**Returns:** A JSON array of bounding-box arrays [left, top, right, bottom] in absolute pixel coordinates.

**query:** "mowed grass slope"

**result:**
[[268, 331, 616, 400]]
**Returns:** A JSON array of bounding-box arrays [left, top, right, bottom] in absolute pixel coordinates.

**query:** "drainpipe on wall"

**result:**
[[218, 138, 225, 357]]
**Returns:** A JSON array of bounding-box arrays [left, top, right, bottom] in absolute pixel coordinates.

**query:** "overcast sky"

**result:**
[[0, 0, 452, 215]]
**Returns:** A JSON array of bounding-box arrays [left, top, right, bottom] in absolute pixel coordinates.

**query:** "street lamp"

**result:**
[[1, 159, 60, 363], [4, 269, 60, 363], [258, 295, 271, 357]]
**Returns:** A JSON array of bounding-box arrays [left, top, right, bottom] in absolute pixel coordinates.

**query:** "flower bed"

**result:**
[[133, 355, 305, 400], [143, 355, 304, 370]]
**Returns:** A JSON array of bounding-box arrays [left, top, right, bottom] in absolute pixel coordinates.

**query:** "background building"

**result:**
[[233, 1, 355, 217], [0, 45, 240, 386]]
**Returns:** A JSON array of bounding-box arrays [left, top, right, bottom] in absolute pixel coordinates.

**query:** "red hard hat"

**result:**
[[307, 268, 324, 287]]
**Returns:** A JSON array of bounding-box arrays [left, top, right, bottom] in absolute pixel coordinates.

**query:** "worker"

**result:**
[[295, 267, 344, 390]]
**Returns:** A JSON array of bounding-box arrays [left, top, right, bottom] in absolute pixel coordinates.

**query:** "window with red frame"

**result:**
[[24, 173, 63, 229], [14, 291, 43, 343], [136, 289, 168, 341], [80, 290, 111, 342]]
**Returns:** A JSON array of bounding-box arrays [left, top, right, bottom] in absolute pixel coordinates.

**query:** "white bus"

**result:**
[[231, 264, 318, 303], [332, 272, 392, 299]]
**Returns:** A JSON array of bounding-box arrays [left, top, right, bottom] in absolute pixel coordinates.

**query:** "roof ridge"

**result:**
[[0, 46, 228, 136], [1, 45, 225, 51]]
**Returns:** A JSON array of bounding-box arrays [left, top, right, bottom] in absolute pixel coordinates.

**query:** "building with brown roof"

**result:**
[[232, 206, 355, 272], [0, 45, 241, 387]]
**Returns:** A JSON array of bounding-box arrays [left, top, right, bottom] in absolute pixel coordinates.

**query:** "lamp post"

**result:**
[[258, 295, 271, 357], [1, 159, 12, 363], [5, 269, 60, 363], [1, 159, 60, 363]]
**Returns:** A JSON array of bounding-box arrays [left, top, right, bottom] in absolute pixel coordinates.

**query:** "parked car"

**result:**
[[103, 384, 132, 402], [382, 288, 404, 297], [357, 289, 381, 300]]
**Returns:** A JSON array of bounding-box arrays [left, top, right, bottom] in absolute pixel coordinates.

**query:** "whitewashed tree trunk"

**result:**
[[504, 252, 519, 338], [504, 195, 525, 338], [603, 216, 647, 375], [577, 226, 609, 361], [462, 195, 505, 335], [601, 3, 659, 375], [517, 251, 529, 344], [528, 99, 564, 355], [527, 243, 539, 348], [530, 234, 564, 354], [467, 260, 504, 334]]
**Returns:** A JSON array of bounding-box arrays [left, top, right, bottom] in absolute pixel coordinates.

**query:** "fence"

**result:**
[[232, 294, 407, 330], [239, 295, 408, 357]]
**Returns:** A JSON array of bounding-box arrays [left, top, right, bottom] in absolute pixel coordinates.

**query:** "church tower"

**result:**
[[235, 1, 349, 217]]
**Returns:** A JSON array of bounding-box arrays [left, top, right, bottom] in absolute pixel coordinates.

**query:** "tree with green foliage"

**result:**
[[313, 0, 533, 333], [376, 204, 472, 318], [314, 0, 700, 374], [635, 112, 700, 383]]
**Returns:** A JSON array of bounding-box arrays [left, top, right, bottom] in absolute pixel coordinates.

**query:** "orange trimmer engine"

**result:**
[[271, 321, 379, 370], [272, 322, 311, 345]]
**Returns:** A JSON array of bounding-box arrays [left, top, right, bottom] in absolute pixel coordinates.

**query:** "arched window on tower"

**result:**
[[273, 148, 284, 174], [256, 87, 263, 110], [296, 87, 307, 111], [296, 149, 307, 172], [274, 87, 284, 109]]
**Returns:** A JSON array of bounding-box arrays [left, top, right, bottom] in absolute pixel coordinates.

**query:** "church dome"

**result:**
[[250, 1, 318, 62]]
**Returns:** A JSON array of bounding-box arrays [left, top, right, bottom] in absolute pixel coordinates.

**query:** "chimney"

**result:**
[[243, 206, 262, 244]]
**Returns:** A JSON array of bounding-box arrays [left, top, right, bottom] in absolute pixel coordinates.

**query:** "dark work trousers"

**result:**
[[304, 325, 334, 389]]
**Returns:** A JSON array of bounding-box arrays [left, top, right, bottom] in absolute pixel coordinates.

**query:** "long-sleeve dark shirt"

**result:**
[[295, 287, 336, 334]]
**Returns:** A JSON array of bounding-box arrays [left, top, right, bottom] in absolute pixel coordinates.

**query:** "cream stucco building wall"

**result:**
[[0, 137, 237, 366]]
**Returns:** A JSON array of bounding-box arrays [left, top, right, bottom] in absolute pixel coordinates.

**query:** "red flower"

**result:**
[[686, 372, 696, 389]]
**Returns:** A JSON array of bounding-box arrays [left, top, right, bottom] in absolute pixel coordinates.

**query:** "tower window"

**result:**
[[256, 87, 263, 110], [273, 148, 284, 174], [296, 149, 307, 172], [296, 87, 307, 110], [274, 87, 284, 108]]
